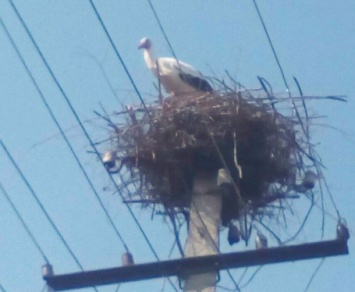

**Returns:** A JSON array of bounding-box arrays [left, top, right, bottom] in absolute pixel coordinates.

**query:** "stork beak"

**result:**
[[138, 42, 145, 49]]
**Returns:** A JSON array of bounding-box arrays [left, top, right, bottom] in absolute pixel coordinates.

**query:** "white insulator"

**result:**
[[42, 263, 54, 277], [303, 170, 317, 189], [337, 220, 350, 240], [255, 231, 268, 249], [217, 168, 232, 186], [102, 150, 117, 169], [122, 252, 134, 266]]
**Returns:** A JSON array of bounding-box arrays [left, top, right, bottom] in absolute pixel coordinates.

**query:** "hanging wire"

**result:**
[[6, 2, 178, 290], [239, 266, 263, 289], [87, 0, 152, 122], [0, 181, 49, 263], [252, 0, 307, 136], [0, 141, 88, 274], [114, 284, 121, 292], [303, 258, 325, 292], [146, 0, 179, 62], [252, 0, 290, 95], [40, 284, 48, 292], [1, 141, 98, 291], [252, 0, 342, 234], [0, 284, 6, 292], [0, 12, 129, 253]]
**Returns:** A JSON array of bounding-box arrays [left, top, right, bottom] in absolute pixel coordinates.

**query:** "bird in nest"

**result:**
[[138, 37, 213, 96]]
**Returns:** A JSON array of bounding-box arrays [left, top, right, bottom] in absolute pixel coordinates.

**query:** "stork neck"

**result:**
[[144, 47, 157, 72]]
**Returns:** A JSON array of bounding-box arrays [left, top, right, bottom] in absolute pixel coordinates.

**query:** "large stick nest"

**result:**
[[100, 84, 344, 229]]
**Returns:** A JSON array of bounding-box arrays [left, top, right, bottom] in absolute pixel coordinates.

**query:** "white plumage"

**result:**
[[138, 37, 213, 96]]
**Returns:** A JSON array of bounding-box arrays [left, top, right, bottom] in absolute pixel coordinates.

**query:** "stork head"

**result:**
[[138, 37, 152, 50]]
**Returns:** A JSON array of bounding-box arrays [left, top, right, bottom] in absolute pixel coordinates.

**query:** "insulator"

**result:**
[[337, 220, 350, 240], [42, 263, 54, 277], [102, 150, 117, 169], [303, 170, 317, 189], [255, 231, 268, 249], [122, 251, 134, 266], [217, 168, 232, 186], [228, 223, 240, 245]]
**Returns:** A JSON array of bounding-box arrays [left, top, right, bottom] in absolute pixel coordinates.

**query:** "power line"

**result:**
[[146, 0, 179, 61], [5, 0, 153, 259], [252, 0, 291, 94], [0, 283, 6, 292], [0, 140, 86, 272], [6, 2, 177, 290], [304, 258, 325, 292], [239, 265, 263, 289], [87, 0, 152, 121], [252, 0, 341, 225], [0, 181, 49, 263], [0, 12, 129, 253], [251, 0, 307, 136]]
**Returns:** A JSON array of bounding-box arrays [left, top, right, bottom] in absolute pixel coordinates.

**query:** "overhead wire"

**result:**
[[0, 11, 129, 253], [239, 266, 263, 289], [252, 0, 341, 223], [252, 0, 291, 97], [0, 181, 49, 263], [0, 284, 6, 292], [0, 141, 91, 281], [146, 0, 179, 62], [303, 258, 325, 292], [87, 0, 152, 122], [251, 0, 310, 147], [251, 2, 342, 290], [6, 1, 178, 290]]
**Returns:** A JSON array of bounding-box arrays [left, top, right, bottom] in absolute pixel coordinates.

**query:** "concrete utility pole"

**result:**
[[184, 170, 222, 292]]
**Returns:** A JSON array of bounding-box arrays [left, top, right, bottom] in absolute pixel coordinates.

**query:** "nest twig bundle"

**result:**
[[99, 81, 345, 241]]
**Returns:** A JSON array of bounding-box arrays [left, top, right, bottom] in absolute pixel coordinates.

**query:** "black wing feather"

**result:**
[[179, 72, 213, 92]]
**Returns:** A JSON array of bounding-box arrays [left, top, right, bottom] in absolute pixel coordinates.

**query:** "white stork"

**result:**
[[138, 37, 213, 96]]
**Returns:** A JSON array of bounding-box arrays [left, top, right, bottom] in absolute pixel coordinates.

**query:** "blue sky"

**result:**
[[0, 1, 354, 291]]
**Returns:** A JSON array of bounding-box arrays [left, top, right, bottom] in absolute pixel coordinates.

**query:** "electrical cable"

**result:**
[[0, 12, 129, 253], [146, 0, 179, 62], [252, 0, 342, 234], [0, 283, 6, 292], [0, 141, 88, 276], [239, 266, 263, 289], [87, 0, 152, 122], [251, 0, 306, 135], [0, 181, 50, 263], [303, 258, 325, 292], [252, 0, 290, 95], [6, 2, 178, 290]]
